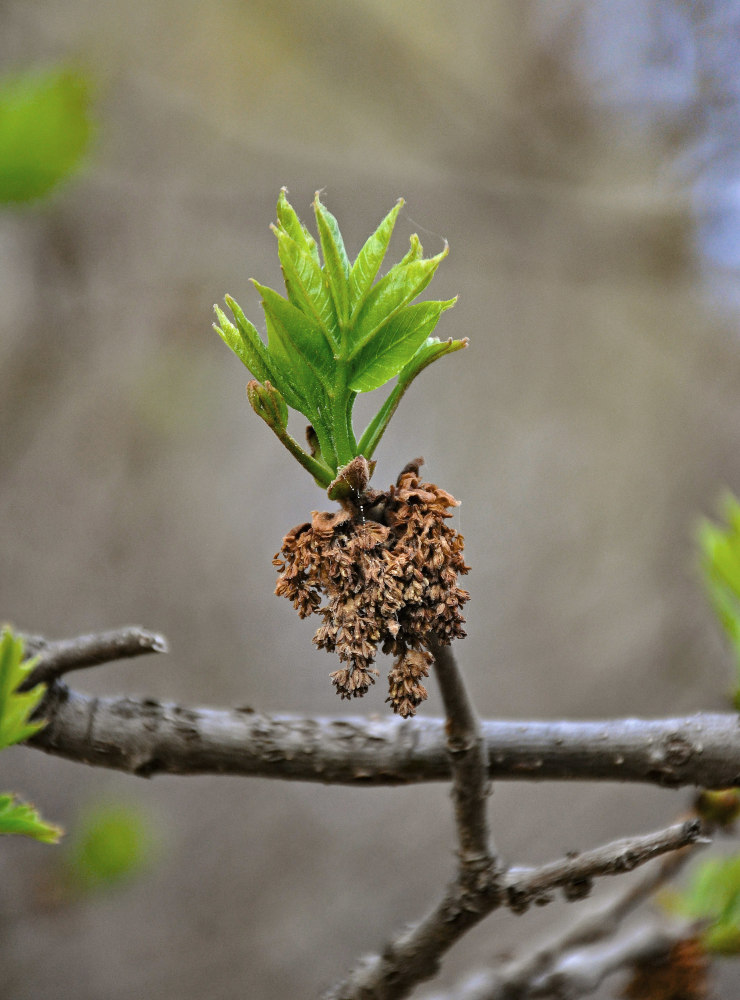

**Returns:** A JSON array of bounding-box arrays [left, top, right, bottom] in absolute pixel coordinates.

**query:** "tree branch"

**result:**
[[27, 685, 740, 789], [19, 626, 167, 691], [321, 820, 702, 1000], [430, 639, 497, 871], [440, 841, 699, 999]]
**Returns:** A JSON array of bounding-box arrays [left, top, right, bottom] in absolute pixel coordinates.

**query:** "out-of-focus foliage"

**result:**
[[0, 66, 93, 204], [0, 628, 61, 843], [668, 855, 740, 955], [698, 494, 740, 708], [695, 788, 740, 830], [62, 803, 154, 893]]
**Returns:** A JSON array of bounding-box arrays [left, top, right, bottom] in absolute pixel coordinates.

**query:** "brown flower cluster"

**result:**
[[273, 460, 470, 717]]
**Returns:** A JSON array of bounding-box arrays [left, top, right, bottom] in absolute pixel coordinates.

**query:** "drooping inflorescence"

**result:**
[[273, 459, 469, 717]]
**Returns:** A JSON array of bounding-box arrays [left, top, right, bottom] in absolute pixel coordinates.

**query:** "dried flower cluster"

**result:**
[[273, 460, 470, 717]]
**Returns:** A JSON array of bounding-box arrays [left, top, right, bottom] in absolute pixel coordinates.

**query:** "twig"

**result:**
[[430, 639, 497, 871], [19, 626, 167, 691], [321, 820, 703, 1000], [501, 819, 703, 913], [486, 834, 697, 996]]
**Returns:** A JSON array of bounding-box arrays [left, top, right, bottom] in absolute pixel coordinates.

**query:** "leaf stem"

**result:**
[[269, 421, 334, 486]]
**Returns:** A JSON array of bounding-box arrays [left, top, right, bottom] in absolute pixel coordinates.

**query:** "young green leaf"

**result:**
[[274, 228, 339, 347], [350, 298, 456, 393], [0, 793, 62, 844], [0, 628, 45, 749], [254, 281, 335, 397], [64, 803, 153, 891], [349, 244, 449, 358], [276, 188, 320, 264], [349, 199, 404, 314], [313, 194, 351, 328], [213, 301, 274, 386], [247, 380, 334, 485]]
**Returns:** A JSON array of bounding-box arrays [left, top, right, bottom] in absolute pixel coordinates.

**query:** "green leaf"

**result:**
[[65, 803, 152, 891], [349, 243, 449, 358], [0, 627, 45, 749], [253, 281, 334, 403], [350, 298, 456, 393], [0, 67, 93, 204], [357, 335, 467, 459], [0, 792, 62, 844], [274, 228, 339, 347], [276, 188, 320, 264], [669, 853, 740, 955], [214, 193, 461, 487], [313, 194, 351, 328], [214, 300, 274, 385], [349, 199, 403, 314]]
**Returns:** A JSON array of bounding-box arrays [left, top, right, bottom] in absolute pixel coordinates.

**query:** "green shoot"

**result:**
[[214, 190, 466, 490]]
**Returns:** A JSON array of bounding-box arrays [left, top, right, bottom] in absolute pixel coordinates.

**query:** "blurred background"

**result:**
[[3, 1, 740, 996]]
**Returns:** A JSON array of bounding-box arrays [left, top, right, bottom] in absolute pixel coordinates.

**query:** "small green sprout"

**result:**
[[214, 190, 467, 490]]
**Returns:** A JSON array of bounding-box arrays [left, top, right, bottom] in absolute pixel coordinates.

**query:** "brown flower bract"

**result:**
[[273, 460, 470, 717]]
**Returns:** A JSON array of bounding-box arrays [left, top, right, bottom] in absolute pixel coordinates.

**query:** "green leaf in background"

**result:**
[[0, 66, 93, 204], [215, 191, 466, 489], [63, 803, 154, 893], [0, 627, 62, 843], [0, 627, 45, 749], [698, 493, 740, 708], [0, 792, 62, 844], [668, 854, 740, 955]]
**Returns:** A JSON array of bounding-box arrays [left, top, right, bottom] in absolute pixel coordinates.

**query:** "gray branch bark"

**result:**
[[19, 626, 167, 690], [430, 639, 498, 871], [15, 627, 715, 1000], [29, 685, 740, 789], [320, 820, 701, 1000]]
